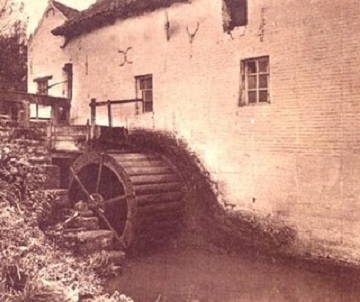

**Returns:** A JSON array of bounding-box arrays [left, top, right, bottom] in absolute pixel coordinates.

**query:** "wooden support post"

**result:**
[[86, 119, 90, 142], [21, 100, 30, 128], [90, 98, 96, 126], [47, 120, 53, 149], [35, 101, 39, 120], [51, 103, 59, 126], [107, 99, 112, 128], [64, 105, 71, 126]]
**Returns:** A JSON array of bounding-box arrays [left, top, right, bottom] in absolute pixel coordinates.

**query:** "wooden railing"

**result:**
[[0, 90, 71, 127], [89, 98, 143, 127]]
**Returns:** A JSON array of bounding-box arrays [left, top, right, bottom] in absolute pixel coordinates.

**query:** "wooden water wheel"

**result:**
[[68, 151, 184, 249]]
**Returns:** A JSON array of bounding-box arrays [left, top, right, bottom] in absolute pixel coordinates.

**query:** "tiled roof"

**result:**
[[52, 0, 187, 37], [52, 1, 79, 19]]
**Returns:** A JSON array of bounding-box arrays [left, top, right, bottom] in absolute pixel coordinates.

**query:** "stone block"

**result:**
[[106, 251, 126, 266], [48, 189, 70, 208], [68, 230, 115, 255], [68, 217, 99, 230]]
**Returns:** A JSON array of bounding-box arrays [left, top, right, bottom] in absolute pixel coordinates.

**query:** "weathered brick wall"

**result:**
[[29, 0, 360, 261]]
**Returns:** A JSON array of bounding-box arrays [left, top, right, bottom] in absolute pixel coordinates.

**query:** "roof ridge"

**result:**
[[52, 0, 188, 38], [52, 0, 80, 19]]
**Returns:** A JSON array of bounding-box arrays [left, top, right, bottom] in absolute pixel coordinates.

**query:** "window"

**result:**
[[34, 76, 52, 95], [223, 0, 247, 31], [136, 75, 153, 113], [240, 56, 270, 106]]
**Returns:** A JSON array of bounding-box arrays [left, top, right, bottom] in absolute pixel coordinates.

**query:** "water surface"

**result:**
[[107, 247, 360, 302]]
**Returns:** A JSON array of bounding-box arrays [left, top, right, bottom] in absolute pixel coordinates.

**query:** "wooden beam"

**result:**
[[0, 90, 70, 108], [90, 98, 96, 126], [93, 98, 143, 107], [33, 75, 53, 82], [107, 100, 112, 127]]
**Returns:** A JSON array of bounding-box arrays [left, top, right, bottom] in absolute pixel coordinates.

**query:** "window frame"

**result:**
[[135, 74, 153, 113], [34, 75, 52, 96], [240, 56, 270, 106]]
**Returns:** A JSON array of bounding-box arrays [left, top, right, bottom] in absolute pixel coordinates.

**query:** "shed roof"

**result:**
[[52, 0, 187, 38]]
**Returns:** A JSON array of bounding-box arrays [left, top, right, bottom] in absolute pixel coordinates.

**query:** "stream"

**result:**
[[106, 247, 360, 302]]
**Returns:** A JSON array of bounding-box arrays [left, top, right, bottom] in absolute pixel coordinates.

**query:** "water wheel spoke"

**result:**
[[95, 209, 125, 248], [69, 167, 90, 200], [95, 153, 104, 194], [104, 194, 128, 206]]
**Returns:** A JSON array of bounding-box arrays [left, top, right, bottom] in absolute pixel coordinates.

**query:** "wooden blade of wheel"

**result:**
[[104, 194, 128, 206]]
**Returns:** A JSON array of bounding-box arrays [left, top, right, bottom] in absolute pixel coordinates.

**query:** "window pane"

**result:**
[[259, 75, 268, 88], [259, 90, 268, 102], [145, 77, 152, 89], [248, 91, 257, 103], [248, 75, 257, 89], [143, 90, 153, 102], [246, 61, 257, 74], [144, 101, 153, 112], [139, 79, 145, 90], [259, 58, 269, 73]]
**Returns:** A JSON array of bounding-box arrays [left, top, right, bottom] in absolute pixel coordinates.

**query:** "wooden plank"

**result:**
[[120, 160, 167, 168], [134, 182, 182, 195], [111, 153, 161, 162], [136, 192, 182, 206], [125, 166, 174, 176], [0, 90, 70, 107], [130, 174, 179, 185], [93, 98, 143, 106]]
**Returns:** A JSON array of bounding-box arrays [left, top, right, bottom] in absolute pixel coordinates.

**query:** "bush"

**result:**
[[0, 131, 132, 302]]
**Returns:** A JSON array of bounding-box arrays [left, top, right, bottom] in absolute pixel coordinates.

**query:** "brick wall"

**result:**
[[29, 0, 360, 262]]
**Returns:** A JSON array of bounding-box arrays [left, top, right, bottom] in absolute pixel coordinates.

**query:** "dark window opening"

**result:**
[[240, 56, 270, 106], [136, 75, 153, 113], [223, 0, 247, 32]]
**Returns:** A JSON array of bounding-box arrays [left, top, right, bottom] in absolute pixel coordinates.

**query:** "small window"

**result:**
[[136, 75, 153, 113], [223, 0, 247, 31], [240, 56, 270, 106], [34, 76, 52, 95]]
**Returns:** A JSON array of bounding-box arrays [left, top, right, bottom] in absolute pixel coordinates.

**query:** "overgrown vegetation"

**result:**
[[0, 128, 133, 302], [128, 130, 297, 254], [0, 0, 27, 91]]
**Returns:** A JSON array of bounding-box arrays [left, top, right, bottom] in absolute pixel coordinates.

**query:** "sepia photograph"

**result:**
[[0, 0, 360, 301]]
